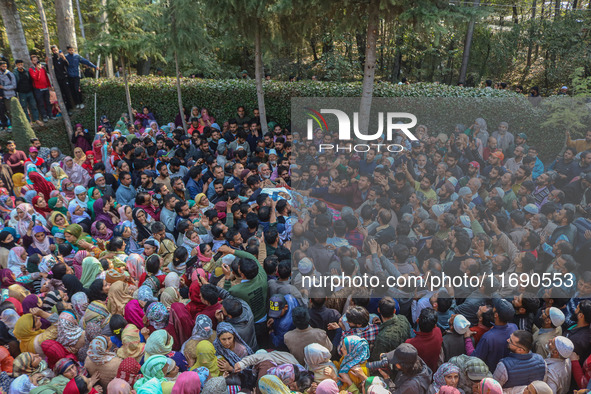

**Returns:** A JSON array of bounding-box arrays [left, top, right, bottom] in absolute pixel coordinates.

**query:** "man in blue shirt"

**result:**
[[65, 46, 97, 109]]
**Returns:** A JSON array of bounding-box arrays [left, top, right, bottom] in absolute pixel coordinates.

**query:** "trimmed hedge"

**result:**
[[74, 77, 566, 159]]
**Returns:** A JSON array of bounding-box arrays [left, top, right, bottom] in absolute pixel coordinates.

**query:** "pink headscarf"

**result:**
[[478, 378, 503, 394], [73, 250, 89, 279], [107, 379, 131, 394], [439, 386, 461, 394], [172, 371, 201, 394], [124, 299, 145, 330], [316, 379, 339, 394]]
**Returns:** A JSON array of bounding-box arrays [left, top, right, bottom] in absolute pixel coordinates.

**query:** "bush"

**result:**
[[9, 97, 37, 151], [75, 77, 569, 159]]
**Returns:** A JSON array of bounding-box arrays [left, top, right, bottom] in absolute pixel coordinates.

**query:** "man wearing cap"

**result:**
[[459, 161, 480, 188], [441, 314, 471, 362], [448, 355, 493, 394], [471, 299, 518, 371], [545, 336, 573, 394], [514, 132, 529, 153], [533, 307, 565, 358], [25, 146, 45, 172], [492, 330, 546, 390], [384, 343, 432, 393], [94, 173, 114, 196], [566, 130, 591, 153], [267, 293, 297, 349]]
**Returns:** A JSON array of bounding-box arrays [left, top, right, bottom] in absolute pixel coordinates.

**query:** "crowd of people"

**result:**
[[0, 95, 587, 394]]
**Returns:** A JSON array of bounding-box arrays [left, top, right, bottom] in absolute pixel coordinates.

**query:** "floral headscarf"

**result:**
[[433, 363, 461, 391], [71, 292, 89, 320], [338, 335, 369, 374], [56, 310, 84, 348], [117, 324, 145, 361], [146, 302, 169, 330], [478, 378, 503, 394], [258, 375, 290, 394], [13, 352, 47, 377], [88, 335, 116, 365], [213, 322, 253, 367], [82, 300, 111, 329], [137, 286, 157, 303], [126, 254, 145, 281], [117, 357, 142, 387], [181, 314, 213, 354]]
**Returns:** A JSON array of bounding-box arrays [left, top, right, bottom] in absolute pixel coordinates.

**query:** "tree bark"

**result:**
[[35, 0, 74, 149], [99, 0, 114, 78], [121, 56, 134, 123], [458, 0, 481, 84], [175, 51, 187, 132], [520, 0, 536, 84], [254, 18, 268, 135], [0, 0, 31, 69], [355, 31, 366, 74], [512, 3, 519, 24], [358, 0, 379, 136], [55, 0, 77, 50]]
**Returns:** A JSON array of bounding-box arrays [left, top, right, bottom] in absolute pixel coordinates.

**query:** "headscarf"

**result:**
[[47, 148, 65, 168], [107, 281, 134, 316], [64, 223, 90, 249], [186, 275, 207, 318], [136, 378, 164, 394], [62, 156, 90, 186], [478, 378, 503, 394], [91, 221, 113, 241], [73, 148, 86, 166], [48, 163, 68, 189], [134, 355, 168, 390], [62, 275, 87, 300], [267, 364, 299, 386], [160, 288, 181, 309], [117, 324, 145, 361], [433, 363, 461, 392], [146, 302, 169, 330], [8, 284, 29, 302], [42, 289, 62, 311], [191, 340, 219, 377], [171, 371, 201, 394], [39, 255, 57, 275], [71, 292, 89, 320], [181, 315, 213, 354], [0, 195, 14, 218], [438, 387, 461, 394], [87, 335, 116, 364], [82, 300, 111, 330], [48, 211, 69, 233], [56, 310, 84, 348], [164, 272, 180, 289], [0, 269, 16, 289], [53, 356, 81, 379], [0, 309, 19, 333], [258, 375, 290, 394], [7, 246, 26, 277], [22, 294, 41, 314], [29, 172, 56, 201], [168, 303, 193, 351], [40, 340, 71, 370], [13, 314, 44, 353], [138, 285, 157, 303], [132, 208, 152, 243], [32, 196, 52, 218], [304, 343, 337, 378], [124, 299, 145, 330], [338, 335, 369, 374], [117, 357, 143, 387], [126, 254, 145, 281], [94, 198, 115, 231], [108, 378, 132, 394], [145, 329, 173, 359], [12, 352, 47, 377], [316, 379, 339, 394], [80, 257, 103, 287], [15, 204, 33, 236], [526, 381, 552, 394], [32, 226, 52, 255], [213, 322, 253, 367]]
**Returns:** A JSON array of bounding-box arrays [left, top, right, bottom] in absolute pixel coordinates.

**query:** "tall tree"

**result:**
[[35, 0, 74, 148], [358, 0, 380, 136], [458, 0, 481, 85], [99, 0, 114, 78], [0, 0, 31, 68], [55, 0, 77, 50]]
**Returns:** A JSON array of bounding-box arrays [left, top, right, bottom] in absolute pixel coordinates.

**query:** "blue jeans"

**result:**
[[17, 91, 39, 122]]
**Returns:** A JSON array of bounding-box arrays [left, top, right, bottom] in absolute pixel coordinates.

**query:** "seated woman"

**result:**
[[13, 312, 58, 355], [335, 335, 370, 390], [144, 329, 187, 372], [23, 226, 55, 257], [213, 322, 254, 374], [83, 336, 123, 391], [64, 224, 97, 254]]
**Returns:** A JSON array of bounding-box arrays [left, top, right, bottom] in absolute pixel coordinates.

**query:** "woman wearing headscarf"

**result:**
[[48, 163, 68, 191], [132, 208, 152, 243], [7, 247, 27, 277], [133, 355, 169, 391], [107, 379, 132, 394], [70, 291, 89, 320], [73, 148, 86, 167], [13, 313, 57, 354], [116, 324, 145, 362], [165, 303, 192, 353], [114, 223, 142, 255], [125, 254, 145, 283], [93, 198, 118, 231], [46, 149, 65, 170], [171, 371, 201, 394], [62, 275, 87, 300], [213, 322, 253, 373], [80, 257, 103, 288], [428, 363, 461, 394], [62, 156, 90, 186], [304, 343, 338, 383], [477, 378, 502, 394], [0, 231, 15, 269], [145, 329, 187, 373], [91, 221, 113, 243], [84, 336, 123, 390], [82, 151, 97, 177], [117, 357, 142, 388], [24, 226, 54, 256], [82, 300, 111, 338], [258, 375, 290, 394], [107, 282, 134, 316], [185, 271, 207, 319], [14, 204, 34, 237], [29, 172, 55, 201], [189, 340, 219, 377], [48, 211, 69, 236], [0, 195, 15, 220], [31, 195, 52, 219], [64, 224, 96, 253], [160, 288, 181, 310], [30, 357, 84, 394], [124, 286, 153, 330], [56, 310, 85, 355], [145, 303, 170, 332], [336, 335, 370, 389]]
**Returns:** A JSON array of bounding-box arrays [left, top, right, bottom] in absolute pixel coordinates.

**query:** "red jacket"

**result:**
[[405, 327, 443, 373], [29, 66, 51, 90]]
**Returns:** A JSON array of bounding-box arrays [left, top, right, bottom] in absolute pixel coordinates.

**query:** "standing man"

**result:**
[[29, 55, 53, 122], [50, 45, 73, 113], [0, 61, 16, 131], [3, 140, 26, 174], [13, 60, 42, 126], [65, 46, 97, 109]]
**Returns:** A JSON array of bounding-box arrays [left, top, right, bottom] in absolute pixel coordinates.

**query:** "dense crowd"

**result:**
[[0, 81, 588, 394]]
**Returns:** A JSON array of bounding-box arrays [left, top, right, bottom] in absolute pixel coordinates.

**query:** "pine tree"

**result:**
[[10, 98, 37, 151]]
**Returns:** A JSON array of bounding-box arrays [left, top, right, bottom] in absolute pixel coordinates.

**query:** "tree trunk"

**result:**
[[309, 36, 318, 62], [355, 30, 366, 74], [121, 56, 134, 123], [254, 19, 268, 135], [512, 3, 519, 24], [555, 0, 560, 17], [35, 0, 74, 149], [175, 51, 187, 132], [136, 58, 152, 76], [391, 29, 403, 82], [458, 0, 481, 84], [0, 0, 31, 69], [520, 0, 536, 84], [358, 0, 379, 136], [99, 0, 114, 78], [55, 0, 77, 50]]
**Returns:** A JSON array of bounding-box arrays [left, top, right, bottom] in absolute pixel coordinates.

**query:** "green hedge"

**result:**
[[73, 77, 567, 159]]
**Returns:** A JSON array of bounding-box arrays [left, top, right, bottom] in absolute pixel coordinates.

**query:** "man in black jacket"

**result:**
[[13, 60, 42, 126], [50, 45, 73, 112]]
